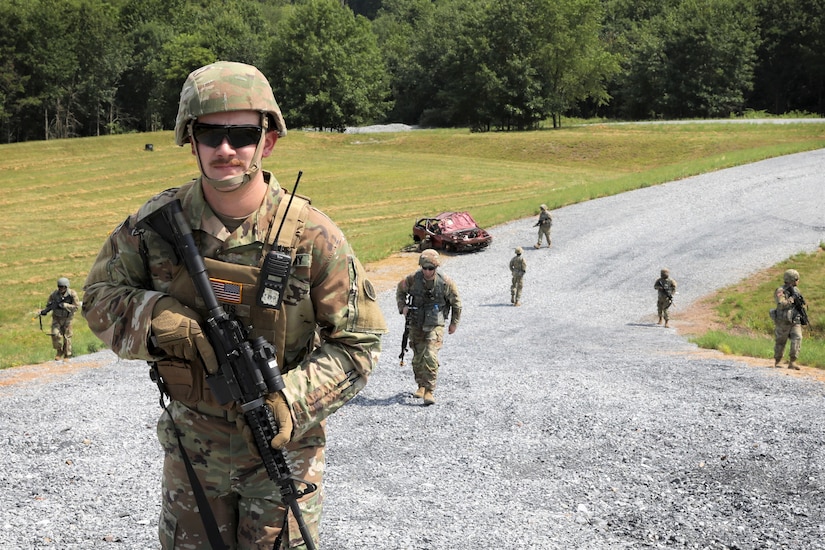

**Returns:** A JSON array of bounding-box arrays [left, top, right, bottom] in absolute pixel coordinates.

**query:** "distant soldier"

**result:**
[[509, 247, 526, 306], [771, 269, 807, 370], [396, 249, 462, 405], [654, 268, 676, 327], [534, 204, 553, 248], [40, 277, 80, 360]]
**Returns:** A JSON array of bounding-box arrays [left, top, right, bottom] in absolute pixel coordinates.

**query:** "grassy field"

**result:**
[[2, 121, 825, 368]]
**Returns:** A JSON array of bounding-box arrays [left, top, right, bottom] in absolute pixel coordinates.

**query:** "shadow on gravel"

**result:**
[[349, 392, 413, 407]]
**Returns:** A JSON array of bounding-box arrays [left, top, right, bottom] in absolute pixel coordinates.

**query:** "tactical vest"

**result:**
[[408, 271, 449, 330], [154, 192, 312, 410]]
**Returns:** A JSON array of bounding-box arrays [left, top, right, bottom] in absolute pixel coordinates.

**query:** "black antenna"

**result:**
[[272, 170, 302, 245]]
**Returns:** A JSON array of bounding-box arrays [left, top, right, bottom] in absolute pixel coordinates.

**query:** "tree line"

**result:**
[[0, 0, 822, 142]]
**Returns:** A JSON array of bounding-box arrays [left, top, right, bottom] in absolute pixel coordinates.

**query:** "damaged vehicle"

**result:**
[[412, 211, 492, 252]]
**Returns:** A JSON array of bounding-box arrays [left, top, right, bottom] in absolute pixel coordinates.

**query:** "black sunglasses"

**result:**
[[191, 123, 263, 148], [422, 266, 436, 271]]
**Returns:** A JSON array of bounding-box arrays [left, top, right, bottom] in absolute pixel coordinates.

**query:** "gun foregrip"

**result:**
[[245, 405, 293, 484]]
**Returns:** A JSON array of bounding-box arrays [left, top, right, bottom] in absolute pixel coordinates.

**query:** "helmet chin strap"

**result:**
[[190, 114, 268, 192]]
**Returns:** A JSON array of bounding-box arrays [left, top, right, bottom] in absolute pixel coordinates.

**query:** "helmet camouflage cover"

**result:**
[[515, 247, 523, 254], [174, 61, 287, 146], [784, 269, 799, 284], [419, 249, 440, 268], [57, 277, 70, 288]]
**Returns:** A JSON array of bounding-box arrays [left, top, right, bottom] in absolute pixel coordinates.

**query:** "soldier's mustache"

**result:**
[[210, 159, 243, 168]]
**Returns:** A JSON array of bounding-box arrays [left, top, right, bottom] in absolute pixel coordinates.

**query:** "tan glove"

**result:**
[[236, 392, 294, 457], [150, 297, 219, 374]]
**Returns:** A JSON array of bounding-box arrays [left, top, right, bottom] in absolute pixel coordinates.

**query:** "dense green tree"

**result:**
[[266, 0, 391, 131], [752, 0, 825, 115], [612, 0, 758, 119]]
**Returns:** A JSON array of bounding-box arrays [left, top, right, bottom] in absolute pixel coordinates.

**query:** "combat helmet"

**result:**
[[419, 249, 440, 268], [515, 247, 523, 254], [540, 204, 548, 211], [660, 268, 670, 277], [174, 61, 287, 190], [57, 277, 70, 288], [784, 269, 800, 284]]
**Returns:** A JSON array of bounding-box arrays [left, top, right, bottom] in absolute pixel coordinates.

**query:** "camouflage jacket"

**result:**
[[774, 284, 805, 325], [538, 210, 553, 226], [509, 255, 527, 275], [46, 288, 80, 319], [654, 276, 676, 299], [83, 172, 386, 437], [396, 270, 462, 331]]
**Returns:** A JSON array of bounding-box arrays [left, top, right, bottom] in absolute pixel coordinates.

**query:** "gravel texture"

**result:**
[[2, 148, 825, 549]]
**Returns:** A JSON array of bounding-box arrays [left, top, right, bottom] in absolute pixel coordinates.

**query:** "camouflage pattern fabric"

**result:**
[[407, 325, 444, 391], [157, 401, 324, 549], [654, 276, 677, 322], [83, 172, 386, 549], [774, 284, 803, 362], [509, 254, 526, 304], [45, 288, 80, 356], [396, 269, 461, 391]]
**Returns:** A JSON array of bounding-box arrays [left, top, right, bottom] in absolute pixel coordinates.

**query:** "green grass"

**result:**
[[689, 249, 825, 368], [2, 121, 825, 369]]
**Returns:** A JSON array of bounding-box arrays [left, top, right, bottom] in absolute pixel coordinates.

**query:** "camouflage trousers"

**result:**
[[774, 322, 802, 362], [50, 316, 73, 356], [536, 225, 552, 247], [656, 297, 672, 321], [409, 325, 444, 391], [157, 400, 325, 549], [510, 274, 524, 304]]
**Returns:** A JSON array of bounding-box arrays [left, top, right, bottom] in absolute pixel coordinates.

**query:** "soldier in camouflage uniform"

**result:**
[[772, 269, 805, 370], [396, 250, 461, 405], [509, 247, 526, 306], [534, 204, 552, 248], [41, 277, 80, 360], [82, 61, 386, 550], [654, 268, 676, 327]]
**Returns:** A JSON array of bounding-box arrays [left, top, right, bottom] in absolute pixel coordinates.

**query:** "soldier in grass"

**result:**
[[82, 61, 386, 549], [654, 268, 677, 327], [40, 277, 80, 361], [771, 269, 807, 370], [509, 246, 526, 306], [396, 249, 462, 405]]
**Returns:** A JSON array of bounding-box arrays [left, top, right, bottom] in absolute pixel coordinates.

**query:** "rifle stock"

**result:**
[[139, 199, 317, 550]]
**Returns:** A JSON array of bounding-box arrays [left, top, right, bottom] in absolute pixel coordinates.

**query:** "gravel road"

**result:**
[[2, 149, 825, 549]]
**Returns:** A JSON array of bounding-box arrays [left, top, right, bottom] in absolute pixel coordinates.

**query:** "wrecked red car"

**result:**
[[412, 211, 492, 252]]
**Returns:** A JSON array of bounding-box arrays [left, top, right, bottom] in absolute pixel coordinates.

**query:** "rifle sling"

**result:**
[[150, 365, 230, 550]]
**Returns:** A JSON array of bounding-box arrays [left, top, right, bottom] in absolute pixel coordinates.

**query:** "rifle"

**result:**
[[399, 296, 415, 366], [40, 293, 74, 316], [657, 280, 674, 306], [791, 288, 809, 326], [138, 197, 317, 550]]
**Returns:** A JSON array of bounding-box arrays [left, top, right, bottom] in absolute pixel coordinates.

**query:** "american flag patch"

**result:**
[[210, 278, 243, 304]]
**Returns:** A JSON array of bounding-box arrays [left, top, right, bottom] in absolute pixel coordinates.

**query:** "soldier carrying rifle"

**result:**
[[654, 268, 677, 328], [771, 269, 808, 370], [82, 61, 386, 550], [40, 277, 80, 361]]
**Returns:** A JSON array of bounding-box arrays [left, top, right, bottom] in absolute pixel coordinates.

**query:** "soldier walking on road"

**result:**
[[772, 269, 807, 370], [534, 204, 553, 248], [654, 268, 677, 327], [396, 250, 462, 405], [509, 247, 526, 306], [40, 277, 80, 361]]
